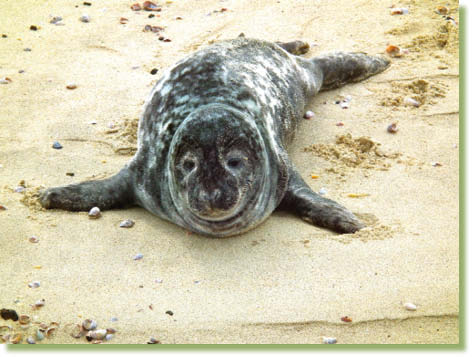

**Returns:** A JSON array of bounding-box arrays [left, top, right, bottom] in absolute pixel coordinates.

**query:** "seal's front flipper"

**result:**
[[39, 168, 135, 211], [276, 40, 310, 55], [278, 168, 364, 233]]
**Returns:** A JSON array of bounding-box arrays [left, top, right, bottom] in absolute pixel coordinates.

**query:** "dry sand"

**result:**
[[0, 0, 459, 345]]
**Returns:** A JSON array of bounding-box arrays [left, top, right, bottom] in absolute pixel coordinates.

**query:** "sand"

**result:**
[[0, 0, 459, 345]]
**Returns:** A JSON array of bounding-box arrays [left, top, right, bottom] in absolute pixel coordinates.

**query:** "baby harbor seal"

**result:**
[[40, 38, 389, 237]]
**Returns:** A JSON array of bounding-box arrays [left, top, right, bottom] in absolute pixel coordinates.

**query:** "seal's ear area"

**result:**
[[277, 166, 364, 234], [38, 167, 136, 211]]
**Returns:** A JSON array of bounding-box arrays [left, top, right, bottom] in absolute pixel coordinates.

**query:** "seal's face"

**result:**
[[167, 105, 274, 237]]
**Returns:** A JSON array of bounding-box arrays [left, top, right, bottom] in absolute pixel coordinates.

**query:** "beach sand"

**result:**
[[0, 0, 459, 344]]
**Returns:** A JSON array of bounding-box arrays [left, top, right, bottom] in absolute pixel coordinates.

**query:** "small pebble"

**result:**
[[89, 120, 97, 125], [14, 186, 25, 193], [29, 236, 40, 243], [165, 310, 173, 316], [120, 219, 135, 228], [431, 162, 442, 167], [150, 68, 158, 75], [130, 3, 142, 11], [23, 48, 31, 52], [148, 14, 155, 18], [28, 281, 41, 289], [404, 302, 417, 311], [110, 317, 118, 322], [341, 316, 352, 322], [30, 25, 38, 31], [83, 1, 92, 6], [79, 14, 91, 23], [66, 172, 75, 176], [386, 45, 402, 57], [52, 141, 63, 149], [119, 17, 129, 24], [147, 337, 161, 344], [319, 187, 328, 195], [303, 110, 315, 119], [1, 34, 7, 38], [133, 253, 144, 260], [323, 336, 337, 344], [387, 123, 398, 133], [26, 336, 35, 344], [19, 70, 25, 73], [335, 122, 344, 126], [32, 299, 45, 309], [436, 6, 449, 15], [155, 279, 163, 283], [88, 206, 101, 219], [0, 308, 19, 321]]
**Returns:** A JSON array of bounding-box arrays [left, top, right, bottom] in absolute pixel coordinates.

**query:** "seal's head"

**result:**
[[167, 104, 278, 237]]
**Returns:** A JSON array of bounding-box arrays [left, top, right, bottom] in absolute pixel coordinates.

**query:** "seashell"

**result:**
[[404, 302, 417, 311], [11, 333, 23, 344], [105, 334, 114, 341], [18, 315, 30, 325], [130, 3, 142, 11], [119, 17, 128, 24], [66, 83, 77, 90], [404, 97, 420, 107], [28, 281, 40, 289], [303, 110, 315, 119], [0, 205, 7, 210], [0, 326, 11, 333], [319, 187, 328, 195], [341, 316, 352, 322], [46, 327, 57, 338], [92, 340, 102, 344], [79, 14, 90, 23], [431, 162, 442, 167], [0, 77, 12, 84], [133, 253, 144, 260], [32, 299, 45, 309], [39, 323, 48, 331], [36, 330, 45, 341], [90, 329, 107, 340], [147, 337, 161, 344], [387, 123, 398, 133], [29, 236, 39, 243], [323, 336, 337, 344], [49, 16, 63, 24], [82, 319, 97, 331], [120, 219, 135, 228], [106, 328, 116, 334], [88, 207, 101, 219], [143, 1, 160, 11], [386, 45, 401, 57], [391, 7, 408, 15], [26, 336, 35, 344], [436, 6, 449, 15]]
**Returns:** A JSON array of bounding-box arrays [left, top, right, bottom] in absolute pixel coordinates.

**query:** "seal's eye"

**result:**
[[183, 159, 195, 172], [227, 158, 242, 169]]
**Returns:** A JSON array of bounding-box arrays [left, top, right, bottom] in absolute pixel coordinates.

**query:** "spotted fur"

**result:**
[[40, 38, 390, 237]]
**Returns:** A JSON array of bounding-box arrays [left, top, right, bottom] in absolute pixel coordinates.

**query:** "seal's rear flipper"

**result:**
[[277, 168, 364, 234], [39, 168, 135, 211], [313, 52, 390, 91]]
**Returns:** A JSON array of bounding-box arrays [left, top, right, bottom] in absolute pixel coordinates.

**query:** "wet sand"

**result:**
[[0, 0, 459, 344]]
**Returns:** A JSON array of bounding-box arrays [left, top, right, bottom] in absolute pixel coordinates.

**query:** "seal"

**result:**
[[39, 37, 390, 237]]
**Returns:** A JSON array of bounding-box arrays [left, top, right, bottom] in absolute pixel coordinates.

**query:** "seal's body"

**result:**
[[40, 38, 389, 237]]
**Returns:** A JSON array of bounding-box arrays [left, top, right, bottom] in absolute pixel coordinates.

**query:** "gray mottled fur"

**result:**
[[40, 38, 390, 237]]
